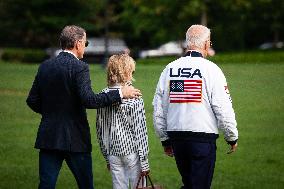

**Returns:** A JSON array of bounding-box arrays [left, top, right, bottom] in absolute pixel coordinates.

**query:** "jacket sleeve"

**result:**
[[130, 99, 150, 172], [75, 63, 121, 109], [211, 67, 238, 143], [26, 73, 42, 114], [152, 68, 170, 145]]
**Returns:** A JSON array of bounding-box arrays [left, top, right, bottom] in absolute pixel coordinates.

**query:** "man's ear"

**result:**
[[204, 41, 209, 51], [75, 41, 79, 50], [203, 42, 209, 57]]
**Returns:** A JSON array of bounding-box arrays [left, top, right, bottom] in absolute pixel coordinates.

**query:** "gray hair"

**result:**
[[186, 25, 210, 49], [59, 25, 86, 50]]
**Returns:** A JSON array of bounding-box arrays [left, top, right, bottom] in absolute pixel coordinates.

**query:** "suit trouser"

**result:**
[[108, 153, 142, 189], [171, 140, 216, 189], [38, 149, 94, 189]]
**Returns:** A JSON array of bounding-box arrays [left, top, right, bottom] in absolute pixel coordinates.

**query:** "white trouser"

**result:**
[[109, 153, 143, 189]]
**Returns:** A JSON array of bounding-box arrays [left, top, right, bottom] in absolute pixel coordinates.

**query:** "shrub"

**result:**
[[1, 48, 47, 63]]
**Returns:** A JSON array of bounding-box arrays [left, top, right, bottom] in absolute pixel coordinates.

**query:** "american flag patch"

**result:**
[[169, 80, 202, 103]]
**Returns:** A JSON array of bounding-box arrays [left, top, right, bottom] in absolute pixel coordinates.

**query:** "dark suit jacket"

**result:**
[[26, 52, 121, 152]]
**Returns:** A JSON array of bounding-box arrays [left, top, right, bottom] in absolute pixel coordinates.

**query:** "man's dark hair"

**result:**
[[59, 25, 86, 50]]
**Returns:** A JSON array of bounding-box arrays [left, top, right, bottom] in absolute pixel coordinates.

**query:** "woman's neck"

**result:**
[[109, 81, 132, 88]]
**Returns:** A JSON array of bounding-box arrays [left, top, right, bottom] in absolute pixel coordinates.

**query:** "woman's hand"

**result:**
[[141, 170, 150, 176]]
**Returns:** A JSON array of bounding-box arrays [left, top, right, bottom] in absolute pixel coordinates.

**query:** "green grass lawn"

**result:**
[[0, 51, 283, 188]]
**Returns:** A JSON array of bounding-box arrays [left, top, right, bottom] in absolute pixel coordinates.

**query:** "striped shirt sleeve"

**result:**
[[96, 107, 111, 164]]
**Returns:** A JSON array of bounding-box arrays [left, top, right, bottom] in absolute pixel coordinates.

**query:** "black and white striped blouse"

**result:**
[[96, 86, 150, 171]]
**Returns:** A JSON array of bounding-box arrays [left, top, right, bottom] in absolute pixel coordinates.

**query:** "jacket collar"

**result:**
[[59, 51, 79, 60], [183, 50, 203, 58]]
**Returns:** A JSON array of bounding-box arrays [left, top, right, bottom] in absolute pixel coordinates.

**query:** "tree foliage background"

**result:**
[[0, 0, 283, 51]]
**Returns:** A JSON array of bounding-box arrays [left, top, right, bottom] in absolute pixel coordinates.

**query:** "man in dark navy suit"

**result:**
[[26, 25, 141, 189]]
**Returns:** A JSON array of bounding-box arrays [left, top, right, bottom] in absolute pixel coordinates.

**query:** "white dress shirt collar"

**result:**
[[63, 50, 79, 60]]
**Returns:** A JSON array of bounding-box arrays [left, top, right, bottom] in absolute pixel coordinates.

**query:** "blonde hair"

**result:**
[[107, 54, 136, 86]]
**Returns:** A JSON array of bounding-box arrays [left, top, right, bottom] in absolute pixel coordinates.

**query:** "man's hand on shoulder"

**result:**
[[121, 85, 142, 99]]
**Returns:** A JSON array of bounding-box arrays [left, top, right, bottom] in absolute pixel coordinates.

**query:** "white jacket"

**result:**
[[153, 51, 238, 143]]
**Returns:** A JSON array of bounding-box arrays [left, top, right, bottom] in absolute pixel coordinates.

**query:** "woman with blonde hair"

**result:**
[[96, 54, 150, 189]]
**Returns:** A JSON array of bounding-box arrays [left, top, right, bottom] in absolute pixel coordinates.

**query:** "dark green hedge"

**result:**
[[136, 50, 284, 65], [1, 48, 47, 63]]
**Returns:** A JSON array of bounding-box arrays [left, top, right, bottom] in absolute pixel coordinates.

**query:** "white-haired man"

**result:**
[[153, 25, 238, 189]]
